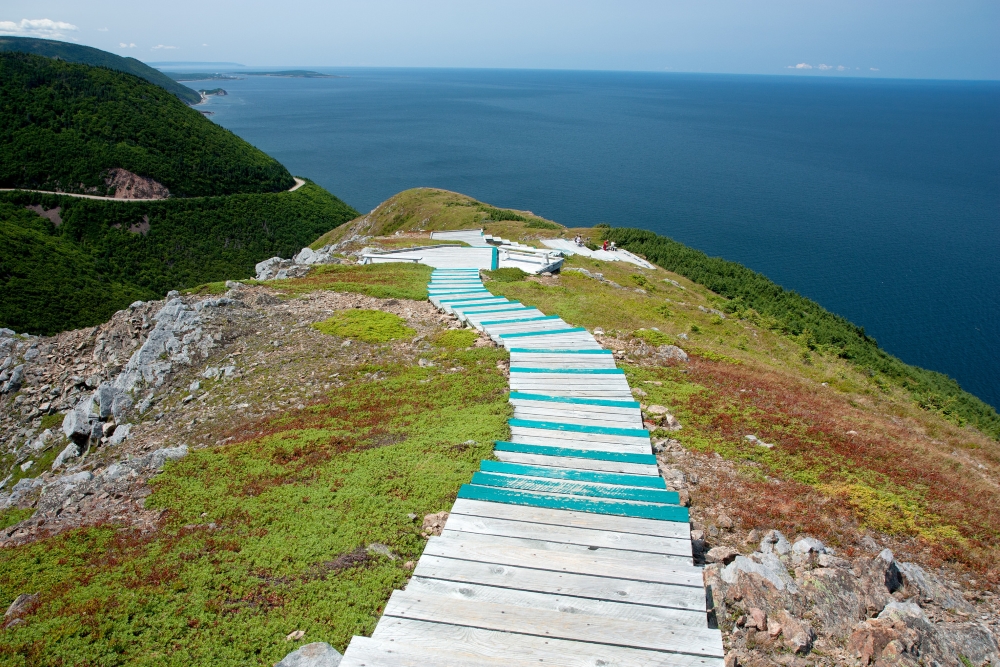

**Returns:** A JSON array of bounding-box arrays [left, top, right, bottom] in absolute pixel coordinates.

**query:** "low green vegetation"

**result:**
[[0, 185, 357, 335], [0, 36, 201, 104], [605, 227, 1000, 438], [312, 311, 416, 343], [274, 264, 433, 301], [0, 348, 510, 665], [633, 328, 674, 346], [483, 267, 528, 283], [1, 53, 293, 196], [433, 329, 478, 348], [0, 508, 35, 532]]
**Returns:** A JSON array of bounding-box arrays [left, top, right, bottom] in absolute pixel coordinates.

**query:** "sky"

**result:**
[[1, 1, 998, 79]]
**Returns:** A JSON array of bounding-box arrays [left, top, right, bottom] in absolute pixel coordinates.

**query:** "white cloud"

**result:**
[[202, 43, 208, 47], [151, 44, 178, 50], [870, 67, 880, 71], [119, 42, 136, 48], [837, 65, 846, 71], [817, 64, 833, 70], [97, 27, 108, 32], [787, 63, 813, 69], [0, 18, 79, 39]]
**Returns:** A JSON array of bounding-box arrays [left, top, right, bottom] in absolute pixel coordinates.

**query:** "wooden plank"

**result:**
[[402, 577, 704, 625], [457, 485, 689, 523], [494, 450, 660, 476], [443, 513, 690, 557], [423, 533, 702, 585], [493, 440, 657, 464], [451, 498, 688, 538], [413, 556, 706, 611], [479, 460, 666, 489], [507, 434, 649, 453], [509, 418, 648, 438], [382, 590, 724, 657], [510, 392, 640, 409], [513, 406, 642, 428], [361, 619, 724, 667], [500, 327, 588, 338], [469, 472, 678, 504]]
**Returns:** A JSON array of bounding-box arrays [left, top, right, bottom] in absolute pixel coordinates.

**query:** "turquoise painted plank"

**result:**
[[499, 327, 587, 339], [509, 392, 640, 409], [494, 441, 657, 465], [429, 288, 488, 294], [509, 418, 649, 438], [509, 349, 612, 354], [480, 460, 668, 490], [510, 367, 624, 375], [470, 472, 679, 504], [437, 296, 505, 304], [457, 485, 689, 523], [478, 315, 560, 326], [461, 305, 526, 314]]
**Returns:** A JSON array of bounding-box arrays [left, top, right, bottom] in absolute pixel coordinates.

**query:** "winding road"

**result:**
[[0, 177, 306, 202]]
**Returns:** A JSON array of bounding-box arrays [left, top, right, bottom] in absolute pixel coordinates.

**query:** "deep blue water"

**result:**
[[190, 69, 1000, 409]]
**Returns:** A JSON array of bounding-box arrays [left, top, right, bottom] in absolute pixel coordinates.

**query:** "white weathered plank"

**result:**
[[509, 426, 649, 446], [413, 555, 706, 611], [402, 577, 705, 626], [443, 513, 691, 556], [423, 533, 700, 585], [361, 619, 724, 667], [451, 498, 688, 538], [513, 406, 642, 426], [494, 450, 659, 476], [382, 590, 724, 657], [507, 434, 648, 453]]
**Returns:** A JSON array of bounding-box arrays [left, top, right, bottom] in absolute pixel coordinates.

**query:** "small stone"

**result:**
[[189, 380, 200, 393], [717, 513, 734, 530], [366, 543, 397, 560], [792, 537, 825, 554], [407, 513, 418, 521], [341, 340, 351, 348], [285, 630, 306, 641], [724, 650, 740, 667], [276, 642, 342, 667], [4, 592, 38, 620], [422, 511, 449, 536], [646, 404, 669, 415], [403, 561, 415, 570], [706, 546, 739, 565], [748, 607, 767, 631], [677, 490, 691, 507], [631, 387, 647, 397]]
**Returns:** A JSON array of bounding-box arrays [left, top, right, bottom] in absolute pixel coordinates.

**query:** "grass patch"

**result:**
[[483, 267, 527, 283], [312, 311, 415, 344], [182, 281, 229, 296], [0, 348, 510, 665], [0, 508, 33, 531], [38, 412, 63, 432], [633, 328, 674, 346], [524, 220, 561, 230], [433, 330, 478, 348], [275, 263, 433, 301]]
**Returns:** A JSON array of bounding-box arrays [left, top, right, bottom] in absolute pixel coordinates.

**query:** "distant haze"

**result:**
[[1, 0, 998, 80]]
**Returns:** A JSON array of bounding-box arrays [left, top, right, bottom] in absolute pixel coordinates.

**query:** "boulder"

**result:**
[[276, 642, 342, 667], [147, 444, 188, 470], [1, 364, 24, 393], [51, 442, 80, 470], [61, 409, 92, 443], [896, 561, 974, 613]]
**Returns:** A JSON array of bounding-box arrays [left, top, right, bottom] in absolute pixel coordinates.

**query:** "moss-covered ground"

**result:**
[[312, 310, 416, 343]]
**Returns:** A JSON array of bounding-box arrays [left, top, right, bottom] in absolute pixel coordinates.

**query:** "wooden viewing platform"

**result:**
[[340, 267, 723, 666]]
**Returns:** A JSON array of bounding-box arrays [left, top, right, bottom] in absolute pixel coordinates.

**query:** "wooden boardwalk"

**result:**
[[340, 268, 723, 666]]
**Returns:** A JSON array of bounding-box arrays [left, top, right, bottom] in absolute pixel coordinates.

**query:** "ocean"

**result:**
[[190, 68, 1000, 409]]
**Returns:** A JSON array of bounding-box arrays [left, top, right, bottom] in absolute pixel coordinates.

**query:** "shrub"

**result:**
[[633, 328, 674, 346], [524, 220, 561, 230]]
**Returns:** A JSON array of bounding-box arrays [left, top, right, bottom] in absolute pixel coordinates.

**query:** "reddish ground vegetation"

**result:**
[[680, 357, 1000, 586]]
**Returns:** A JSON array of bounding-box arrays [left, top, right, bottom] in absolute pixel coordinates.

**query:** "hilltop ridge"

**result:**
[[0, 36, 201, 105]]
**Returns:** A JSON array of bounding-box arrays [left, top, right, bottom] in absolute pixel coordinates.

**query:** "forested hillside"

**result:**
[[0, 184, 357, 335], [0, 36, 201, 104], [0, 53, 294, 197]]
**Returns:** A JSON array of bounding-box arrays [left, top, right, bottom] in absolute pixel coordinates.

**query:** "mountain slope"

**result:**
[[0, 183, 357, 335], [0, 52, 293, 197], [0, 36, 201, 104]]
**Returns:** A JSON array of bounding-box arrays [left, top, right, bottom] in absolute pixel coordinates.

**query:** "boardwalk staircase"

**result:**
[[339, 268, 724, 666]]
